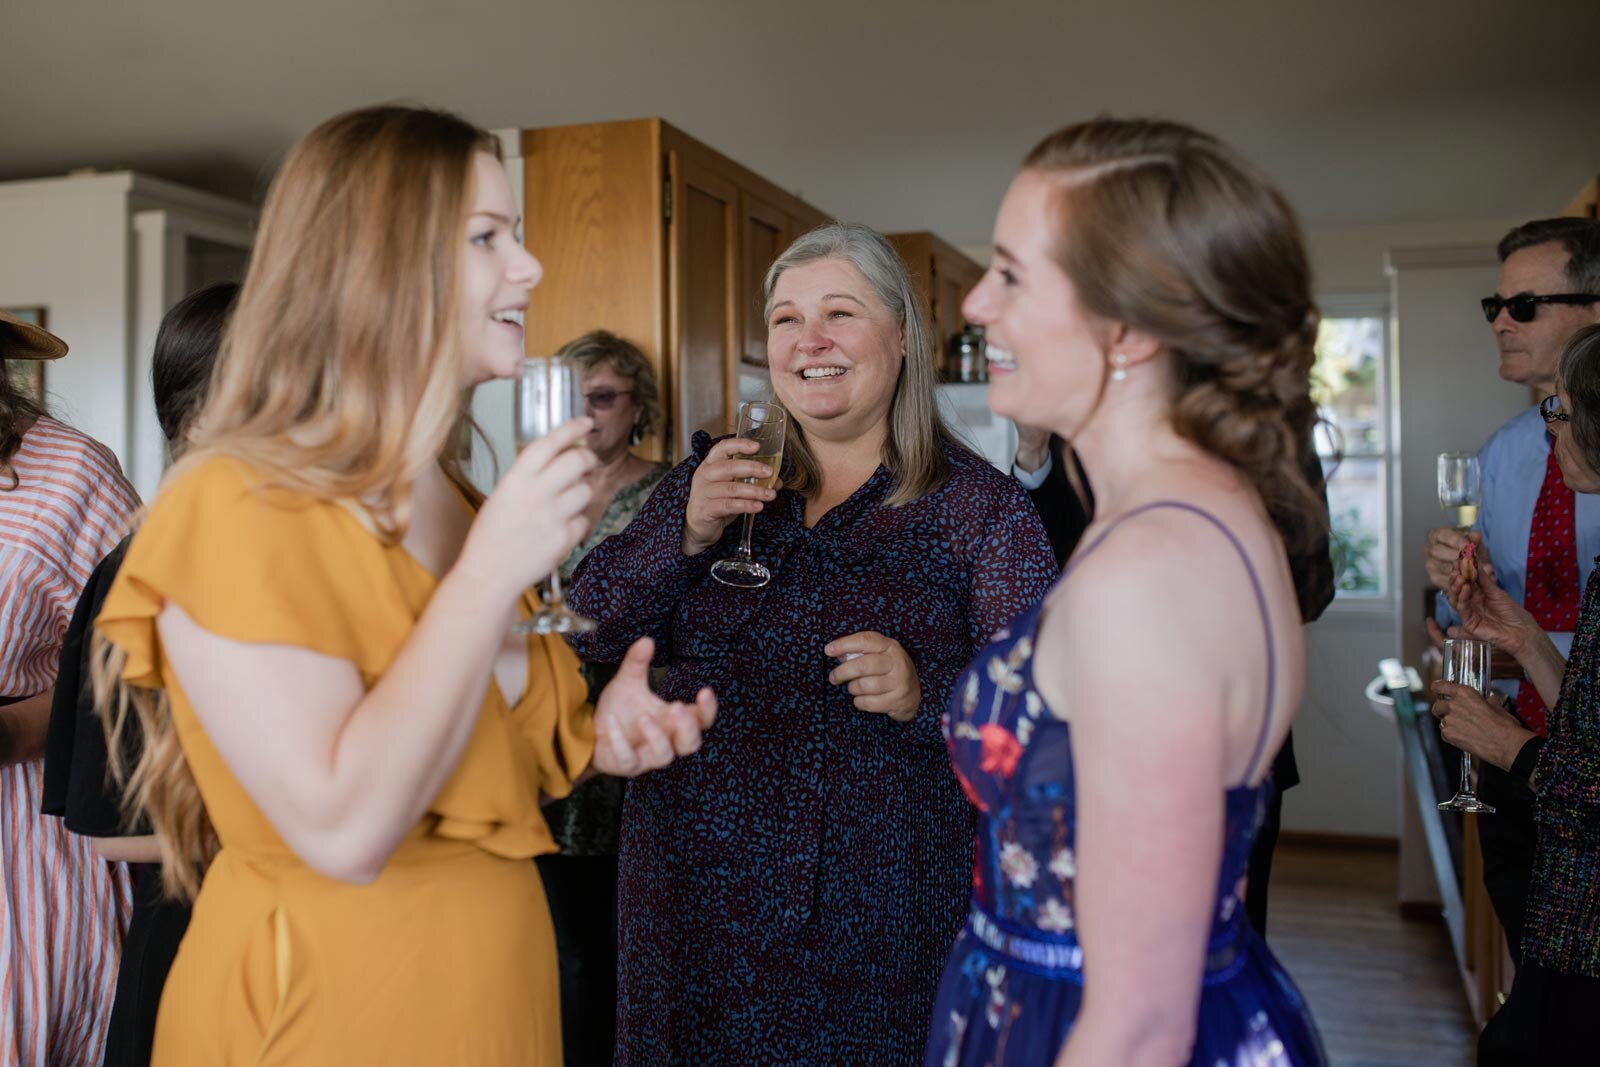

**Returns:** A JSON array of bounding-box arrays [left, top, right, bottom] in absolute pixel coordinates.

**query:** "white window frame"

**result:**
[[1314, 293, 1397, 612]]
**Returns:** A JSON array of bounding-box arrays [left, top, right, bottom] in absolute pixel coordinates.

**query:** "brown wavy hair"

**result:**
[[94, 105, 499, 899], [1023, 118, 1324, 551]]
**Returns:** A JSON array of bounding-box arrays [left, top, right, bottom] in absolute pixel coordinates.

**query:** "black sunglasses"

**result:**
[[1480, 293, 1600, 324], [583, 388, 626, 411], [1540, 394, 1570, 425]]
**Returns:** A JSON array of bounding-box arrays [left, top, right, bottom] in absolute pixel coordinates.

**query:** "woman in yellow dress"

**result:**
[[92, 105, 716, 1066]]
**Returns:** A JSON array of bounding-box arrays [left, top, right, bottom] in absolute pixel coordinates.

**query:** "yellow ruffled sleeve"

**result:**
[[97, 455, 597, 861], [521, 633, 594, 803], [97, 456, 412, 687], [429, 631, 595, 858]]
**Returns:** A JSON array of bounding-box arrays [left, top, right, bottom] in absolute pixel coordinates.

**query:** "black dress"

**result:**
[[568, 435, 1057, 1065], [40, 539, 191, 1067]]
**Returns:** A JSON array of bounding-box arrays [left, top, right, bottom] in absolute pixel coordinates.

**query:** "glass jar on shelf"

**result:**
[[949, 324, 986, 383]]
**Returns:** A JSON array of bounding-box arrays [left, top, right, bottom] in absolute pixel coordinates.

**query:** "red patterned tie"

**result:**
[[1515, 440, 1578, 737]]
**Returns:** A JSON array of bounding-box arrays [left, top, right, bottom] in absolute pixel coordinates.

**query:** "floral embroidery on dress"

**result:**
[[1036, 897, 1074, 933], [978, 724, 1023, 778], [931, 516, 1326, 1066], [986, 654, 1024, 695], [941, 1011, 969, 1067], [1049, 846, 1077, 882], [984, 965, 1009, 1028], [962, 672, 980, 718], [999, 841, 1038, 888], [983, 636, 1034, 697]]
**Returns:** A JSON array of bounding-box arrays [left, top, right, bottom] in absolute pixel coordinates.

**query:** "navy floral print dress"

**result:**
[[568, 432, 1055, 1066], [926, 503, 1326, 1067]]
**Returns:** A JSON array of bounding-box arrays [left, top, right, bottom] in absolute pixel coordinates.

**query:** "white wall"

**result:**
[[0, 173, 253, 498], [0, 175, 133, 466], [1275, 219, 1531, 839], [1388, 247, 1528, 667]]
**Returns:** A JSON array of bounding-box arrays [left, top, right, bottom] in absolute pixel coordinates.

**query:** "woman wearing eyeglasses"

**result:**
[[538, 329, 669, 1067], [1434, 323, 1600, 1065], [558, 331, 671, 584]]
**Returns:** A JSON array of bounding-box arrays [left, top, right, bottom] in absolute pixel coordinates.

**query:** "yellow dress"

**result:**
[[97, 457, 594, 1066]]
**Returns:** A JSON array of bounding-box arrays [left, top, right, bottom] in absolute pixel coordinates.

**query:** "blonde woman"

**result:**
[[93, 106, 715, 1066]]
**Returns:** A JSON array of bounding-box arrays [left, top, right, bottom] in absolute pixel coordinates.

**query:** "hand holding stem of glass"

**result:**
[[1437, 636, 1496, 814], [711, 402, 787, 589], [1438, 451, 1481, 533], [512, 356, 596, 635]]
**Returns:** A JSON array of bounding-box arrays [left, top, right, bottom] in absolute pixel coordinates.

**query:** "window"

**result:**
[[1312, 308, 1391, 599]]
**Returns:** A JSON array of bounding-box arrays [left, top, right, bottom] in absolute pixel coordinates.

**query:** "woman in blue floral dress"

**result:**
[[925, 119, 1327, 1067], [569, 224, 1056, 1065]]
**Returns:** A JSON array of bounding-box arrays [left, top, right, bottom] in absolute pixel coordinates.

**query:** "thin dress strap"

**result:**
[[1061, 501, 1279, 786]]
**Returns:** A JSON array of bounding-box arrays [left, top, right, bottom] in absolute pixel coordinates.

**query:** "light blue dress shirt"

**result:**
[[1436, 406, 1600, 670]]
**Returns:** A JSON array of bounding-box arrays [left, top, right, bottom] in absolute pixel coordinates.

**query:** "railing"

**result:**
[[1378, 658, 1513, 1027]]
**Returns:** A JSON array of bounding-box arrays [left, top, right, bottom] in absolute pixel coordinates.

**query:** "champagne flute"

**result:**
[[710, 401, 787, 589], [1438, 451, 1481, 532], [1437, 636, 1496, 813], [513, 356, 596, 635]]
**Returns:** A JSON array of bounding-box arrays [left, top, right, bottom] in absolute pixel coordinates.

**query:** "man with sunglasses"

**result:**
[[1427, 216, 1600, 969]]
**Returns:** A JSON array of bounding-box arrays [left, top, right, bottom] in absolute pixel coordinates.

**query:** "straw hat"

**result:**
[[0, 309, 67, 360]]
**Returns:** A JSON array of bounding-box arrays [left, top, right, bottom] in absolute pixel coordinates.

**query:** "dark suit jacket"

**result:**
[[1022, 433, 1336, 791]]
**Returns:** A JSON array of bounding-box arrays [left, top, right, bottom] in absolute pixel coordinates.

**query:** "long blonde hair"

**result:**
[[94, 105, 499, 899], [762, 223, 965, 507]]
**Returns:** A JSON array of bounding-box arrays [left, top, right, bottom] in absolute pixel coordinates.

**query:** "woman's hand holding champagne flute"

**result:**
[[460, 417, 595, 606], [682, 424, 784, 561], [514, 356, 598, 633]]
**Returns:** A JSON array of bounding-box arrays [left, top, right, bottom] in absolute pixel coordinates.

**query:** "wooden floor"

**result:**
[[1268, 842, 1478, 1067]]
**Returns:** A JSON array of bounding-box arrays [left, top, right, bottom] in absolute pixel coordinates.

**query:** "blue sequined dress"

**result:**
[[925, 503, 1327, 1067]]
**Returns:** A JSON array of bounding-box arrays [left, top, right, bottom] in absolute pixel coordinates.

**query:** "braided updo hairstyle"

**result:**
[[1024, 118, 1324, 552]]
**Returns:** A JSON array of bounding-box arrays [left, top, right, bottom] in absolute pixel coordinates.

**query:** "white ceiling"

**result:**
[[4, 0, 1597, 244]]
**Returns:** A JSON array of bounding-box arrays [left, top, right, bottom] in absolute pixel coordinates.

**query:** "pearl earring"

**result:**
[[1110, 352, 1128, 382]]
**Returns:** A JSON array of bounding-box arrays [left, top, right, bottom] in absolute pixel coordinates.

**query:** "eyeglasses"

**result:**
[[1540, 394, 1570, 425], [1480, 293, 1600, 324], [583, 388, 626, 412]]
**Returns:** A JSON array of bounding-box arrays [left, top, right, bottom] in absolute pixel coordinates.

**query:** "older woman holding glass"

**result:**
[[1434, 323, 1600, 1064], [537, 329, 669, 1067], [568, 223, 1055, 1065]]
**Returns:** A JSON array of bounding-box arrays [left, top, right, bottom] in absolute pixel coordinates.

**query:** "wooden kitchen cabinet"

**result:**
[[519, 118, 833, 460], [1566, 174, 1599, 220], [886, 232, 985, 380]]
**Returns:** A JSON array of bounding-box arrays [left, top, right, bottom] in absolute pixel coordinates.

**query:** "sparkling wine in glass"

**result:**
[[1438, 452, 1481, 533], [710, 401, 787, 589], [1437, 636, 1496, 814], [513, 356, 596, 635]]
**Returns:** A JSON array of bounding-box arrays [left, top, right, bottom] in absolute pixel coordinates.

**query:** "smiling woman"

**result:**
[[90, 105, 715, 1066], [926, 118, 1326, 1067], [568, 223, 1056, 1066]]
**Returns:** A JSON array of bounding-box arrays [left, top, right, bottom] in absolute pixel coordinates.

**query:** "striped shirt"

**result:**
[[2, 418, 139, 1067]]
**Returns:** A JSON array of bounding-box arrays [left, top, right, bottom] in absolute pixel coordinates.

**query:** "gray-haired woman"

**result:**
[[1435, 323, 1600, 1064], [568, 224, 1056, 1065]]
